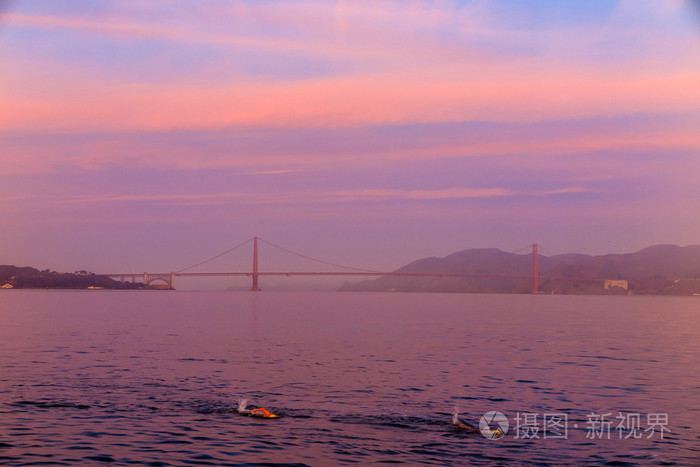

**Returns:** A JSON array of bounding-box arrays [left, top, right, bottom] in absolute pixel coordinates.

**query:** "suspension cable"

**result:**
[[258, 237, 384, 273], [510, 245, 533, 254], [538, 245, 556, 257], [176, 237, 254, 273]]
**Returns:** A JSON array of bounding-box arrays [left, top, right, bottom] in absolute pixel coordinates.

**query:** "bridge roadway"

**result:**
[[106, 270, 604, 290], [177, 271, 538, 279]]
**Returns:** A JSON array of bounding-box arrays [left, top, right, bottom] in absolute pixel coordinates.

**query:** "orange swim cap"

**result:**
[[250, 408, 278, 418]]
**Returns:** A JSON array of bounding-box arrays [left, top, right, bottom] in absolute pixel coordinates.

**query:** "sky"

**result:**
[[1, 0, 699, 287]]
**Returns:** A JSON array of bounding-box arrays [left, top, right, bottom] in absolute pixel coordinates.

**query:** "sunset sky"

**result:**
[[1, 0, 699, 284]]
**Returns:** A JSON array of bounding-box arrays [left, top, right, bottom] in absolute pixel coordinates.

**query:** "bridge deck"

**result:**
[[105, 271, 603, 284]]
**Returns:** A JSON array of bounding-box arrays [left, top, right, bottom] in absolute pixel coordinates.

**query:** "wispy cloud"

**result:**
[[243, 169, 303, 175], [2, 2, 698, 135], [0, 184, 601, 210], [329, 187, 514, 201], [539, 186, 599, 196], [1, 116, 697, 176], [52, 188, 514, 206], [2, 65, 698, 134]]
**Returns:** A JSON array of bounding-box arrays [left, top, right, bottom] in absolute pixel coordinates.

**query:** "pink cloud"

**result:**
[[2, 2, 699, 140], [53, 186, 515, 206], [0, 184, 610, 215], [0, 115, 697, 176], [328, 187, 514, 201], [1, 1, 698, 178], [2, 68, 699, 135], [1, 13, 313, 53]]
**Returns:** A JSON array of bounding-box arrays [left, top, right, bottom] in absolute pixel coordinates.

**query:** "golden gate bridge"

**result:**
[[101, 237, 601, 293]]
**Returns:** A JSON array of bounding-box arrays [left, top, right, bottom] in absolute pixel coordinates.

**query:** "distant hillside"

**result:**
[[340, 245, 700, 295], [0, 265, 142, 289]]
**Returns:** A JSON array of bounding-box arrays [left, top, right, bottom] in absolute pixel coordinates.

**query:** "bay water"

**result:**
[[0, 291, 698, 465]]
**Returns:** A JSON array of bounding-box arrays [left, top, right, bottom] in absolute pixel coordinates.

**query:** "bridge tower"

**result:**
[[532, 243, 539, 294], [251, 236, 260, 291]]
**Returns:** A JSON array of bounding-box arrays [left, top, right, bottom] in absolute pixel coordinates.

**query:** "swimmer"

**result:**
[[451, 406, 479, 433], [236, 398, 279, 419]]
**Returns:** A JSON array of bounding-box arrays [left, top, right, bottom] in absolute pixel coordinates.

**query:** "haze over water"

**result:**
[[1, 291, 698, 465]]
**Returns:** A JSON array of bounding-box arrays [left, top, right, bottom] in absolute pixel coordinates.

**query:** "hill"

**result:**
[[340, 245, 700, 295], [0, 265, 142, 289]]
